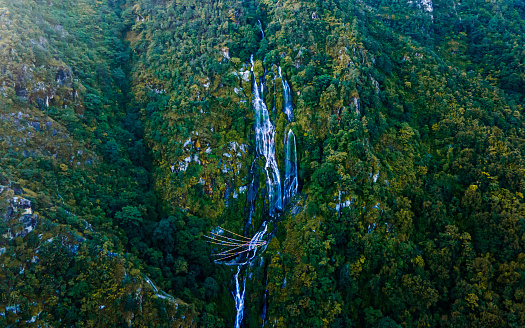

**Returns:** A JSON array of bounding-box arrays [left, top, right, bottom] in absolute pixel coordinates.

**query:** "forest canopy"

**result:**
[[1, 0, 525, 327]]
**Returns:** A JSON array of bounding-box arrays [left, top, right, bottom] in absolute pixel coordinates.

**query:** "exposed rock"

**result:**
[[31, 121, 41, 131], [15, 84, 28, 98], [55, 68, 71, 85], [221, 47, 230, 60]]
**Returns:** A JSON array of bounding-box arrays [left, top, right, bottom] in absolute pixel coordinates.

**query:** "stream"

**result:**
[[212, 21, 298, 328]]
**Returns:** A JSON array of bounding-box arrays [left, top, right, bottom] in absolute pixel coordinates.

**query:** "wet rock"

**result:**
[[55, 68, 70, 85]]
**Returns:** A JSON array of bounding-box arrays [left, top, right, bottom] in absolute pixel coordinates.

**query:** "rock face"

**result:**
[[406, 0, 434, 20], [420, 0, 433, 12], [407, 0, 433, 12], [1, 187, 38, 240], [0, 5, 84, 112], [55, 68, 71, 85]]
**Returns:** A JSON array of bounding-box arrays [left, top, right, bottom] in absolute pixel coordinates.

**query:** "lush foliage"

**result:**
[[1, 0, 525, 326]]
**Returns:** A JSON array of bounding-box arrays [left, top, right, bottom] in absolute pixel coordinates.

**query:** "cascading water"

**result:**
[[224, 53, 284, 328], [279, 67, 294, 122], [279, 66, 298, 205], [212, 222, 268, 267], [283, 129, 298, 205], [258, 20, 265, 39], [233, 266, 246, 328], [252, 56, 283, 216], [215, 50, 300, 328]]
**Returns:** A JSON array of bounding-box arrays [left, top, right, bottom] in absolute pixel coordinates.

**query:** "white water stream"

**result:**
[[283, 129, 298, 205], [258, 20, 265, 39], [279, 67, 294, 122], [226, 44, 298, 327], [233, 266, 246, 328], [252, 55, 283, 216]]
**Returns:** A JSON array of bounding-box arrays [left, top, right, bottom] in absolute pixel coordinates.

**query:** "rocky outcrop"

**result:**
[[0, 186, 37, 240]]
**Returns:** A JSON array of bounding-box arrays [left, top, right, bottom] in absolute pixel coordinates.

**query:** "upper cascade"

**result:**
[[279, 67, 294, 122], [251, 57, 283, 215], [258, 20, 265, 38], [283, 128, 298, 205]]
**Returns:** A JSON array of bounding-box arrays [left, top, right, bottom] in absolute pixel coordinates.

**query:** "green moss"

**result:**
[[254, 60, 264, 80]]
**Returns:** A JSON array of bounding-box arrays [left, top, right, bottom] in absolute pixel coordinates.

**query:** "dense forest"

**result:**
[[1, 0, 525, 326]]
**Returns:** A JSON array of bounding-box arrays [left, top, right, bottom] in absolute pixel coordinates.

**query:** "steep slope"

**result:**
[[129, 0, 525, 327], [0, 0, 193, 326], [2, 0, 525, 327], [366, 0, 525, 101], [0, 186, 194, 326], [261, 1, 525, 327]]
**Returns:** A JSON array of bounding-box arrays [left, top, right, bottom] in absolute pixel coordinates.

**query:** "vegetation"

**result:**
[[1, 0, 525, 326]]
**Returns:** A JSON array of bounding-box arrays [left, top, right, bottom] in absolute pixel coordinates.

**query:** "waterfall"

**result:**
[[225, 224, 268, 327], [280, 65, 298, 205], [252, 57, 283, 216], [283, 129, 298, 205], [260, 275, 269, 326], [214, 222, 268, 267], [258, 20, 265, 39], [279, 67, 294, 122], [222, 54, 297, 328], [226, 53, 284, 327], [233, 267, 246, 328], [240, 222, 269, 266]]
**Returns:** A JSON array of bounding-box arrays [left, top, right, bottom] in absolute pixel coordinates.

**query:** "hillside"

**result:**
[[1, 0, 525, 327], [0, 0, 192, 325]]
